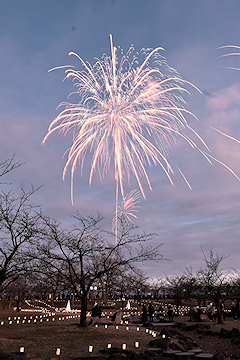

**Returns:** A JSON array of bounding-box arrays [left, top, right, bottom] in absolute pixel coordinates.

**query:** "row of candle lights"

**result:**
[[20, 341, 141, 356], [0, 313, 81, 326], [88, 341, 139, 353], [18, 325, 160, 356]]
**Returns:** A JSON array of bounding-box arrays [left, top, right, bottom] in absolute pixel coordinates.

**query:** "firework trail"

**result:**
[[43, 36, 240, 240], [112, 189, 141, 232], [209, 46, 240, 142], [217, 45, 240, 71]]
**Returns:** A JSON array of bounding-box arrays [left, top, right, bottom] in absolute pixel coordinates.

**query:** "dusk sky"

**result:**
[[1, 0, 240, 278]]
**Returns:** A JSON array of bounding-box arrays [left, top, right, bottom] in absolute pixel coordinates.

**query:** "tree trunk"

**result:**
[[71, 291, 75, 309], [8, 299, 12, 309], [1, 298, 5, 309], [16, 299, 20, 312], [80, 292, 88, 327], [0, 269, 6, 289], [217, 303, 223, 324]]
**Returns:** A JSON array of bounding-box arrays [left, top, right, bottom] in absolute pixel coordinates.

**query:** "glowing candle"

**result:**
[[116, 325, 118, 329], [137, 327, 139, 331], [162, 334, 165, 338], [122, 344, 127, 350], [89, 346, 93, 352], [20, 347, 24, 353], [107, 344, 112, 348], [105, 324, 108, 328], [56, 348, 61, 355], [135, 342, 139, 348]]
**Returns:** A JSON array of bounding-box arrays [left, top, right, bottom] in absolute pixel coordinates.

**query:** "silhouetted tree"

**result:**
[[194, 248, 233, 324], [165, 274, 189, 316], [35, 213, 164, 326], [0, 155, 23, 184], [0, 185, 42, 292]]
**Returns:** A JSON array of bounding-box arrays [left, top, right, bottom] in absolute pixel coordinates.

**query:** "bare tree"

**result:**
[[183, 266, 206, 307], [230, 272, 240, 317], [165, 274, 189, 316], [0, 185, 42, 292], [127, 270, 148, 302], [0, 155, 24, 184], [149, 277, 166, 300], [35, 213, 164, 326], [195, 248, 233, 324]]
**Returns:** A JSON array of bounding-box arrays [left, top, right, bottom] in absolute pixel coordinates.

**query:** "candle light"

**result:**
[[162, 334, 165, 338], [115, 325, 118, 329], [136, 327, 139, 331], [105, 325, 108, 328], [122, 344, 127, 350], [107, 344, 112, 348], [56, 348, 61, 356], [145, 329, 149, 333], [20, 347, 24, 353], [89, 346, 93, 352], [135, 342, 139, 348]]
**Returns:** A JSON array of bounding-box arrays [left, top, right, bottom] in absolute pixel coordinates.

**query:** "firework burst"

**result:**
[[43, 35, 207, 210]]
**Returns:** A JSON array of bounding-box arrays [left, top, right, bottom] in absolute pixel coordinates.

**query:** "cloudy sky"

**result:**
[[1, 0, 240, 278]]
